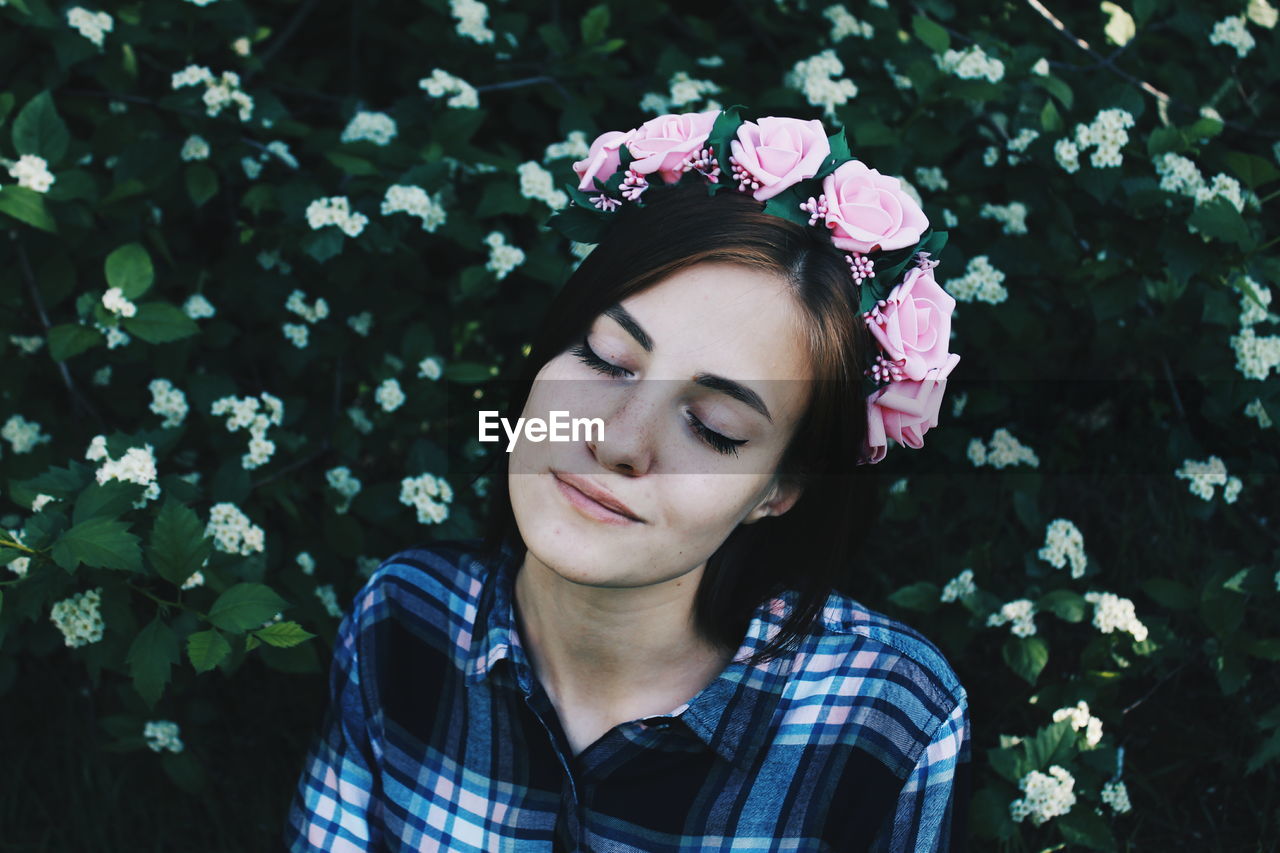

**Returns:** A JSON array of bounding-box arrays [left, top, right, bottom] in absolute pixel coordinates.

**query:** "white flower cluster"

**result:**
[[2, 414, 51, 456], [944, 255, 1007, 304], [1070, 108, 1135, 169], [205, 502, 265, 555], [400, 473, 454, 524], [1004, 128, 1041, 166], [1244, 397, 1272, 429], [347, 312, 373, 337], [979, 201, 1028, 235], [356, 555, 383, 577], [451, 0, 493, 43], [420, 69, 479, 109], [286, 289, 329, 325], [1173, 455, 1242, 503], [1101, 779, 1132, 813], [341, 110, 398, 146], [180, 135, 211, 162], [913, 166, 948, 192], [824, 4, 873, 41], [950, 390, 968, 418], [881, 58, 913, 91], [1010, 765, 1076, 826], [640, 70, 723, 115], [211, 392, 284, 470], [148, 378, 189, 428], [987, 598, 1038, 637], [93, 320, 130, 349], [258, 249, 293, 275], [315, 583, 343, 618], [1237, 277, 1273, 328], [1153, 152, 1254, 232], [1031, 57, 1051, 76], [544, 130, 590, 162], [232, 36, 251, 56], [785, 49, 857, 120], [50, 588, 106, 647], [1229, 326, 1280, 380], [296, 551, 316, 575], [1038, 518, 1087, 578], [940, 568, 976, 603], [967, 427, 1039, 469], [170, 65, 254, 122], [1084, 590, 1148, 641], [982, 146, 999, 167], [305, 196, 368, 238], [102, 286, 137, 318], [518, 161, 569, 211], [1053, 137, 1081, 173], [418, 356, 444, 380], [375, 378, 406, 412], [87, 437, 161, 507], [9, 334, 44, 354], [347, 405, 375, 435], [181, 571, 205, 590], [66, 6, 112, 46], [1209, 15, 1255, 57], [143, 720, 185, 753], [485, 231, 525, 280], [8, 154, 56, 193], [6, 528, 30, 577], [934, 44, 1005, 83], [326, 466, 363, 513], [183, 293, 216, 319], [381, 184, 448, 232], [1052, 700, 1103, 748], [92, 366, 112, 386], [31, 494, 56, 512]]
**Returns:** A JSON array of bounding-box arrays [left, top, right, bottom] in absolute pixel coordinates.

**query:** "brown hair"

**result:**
[[476, 184, 884, 667]]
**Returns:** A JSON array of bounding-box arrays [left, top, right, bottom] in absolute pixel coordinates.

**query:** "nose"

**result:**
[[586, 380, 659, 475]]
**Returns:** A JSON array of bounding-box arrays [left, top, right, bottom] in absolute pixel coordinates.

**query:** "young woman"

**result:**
[[286, 109, 969, 852]]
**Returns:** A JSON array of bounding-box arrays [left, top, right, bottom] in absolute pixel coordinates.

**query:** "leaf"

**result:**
[[1037, 589, 1086, 623], [12, 90, 70, 164], [0, 185, 58, 233], [1023, 719, 1076, 770], [150, 500, 213, 587], [1040, 99, 1063, 132], [127, 617, 179, 708], [186, 628, 231, 673], [1245, 727, 1280, 775], [1224, 151, 1280, 189], [122, 302, 200, 344], [185, 163, 218, 207], [104, 243, 154, 300], [47, 323, 103, 361], [72, 480, 143, 525], [51, 516, 143, 573], [162, 751, 206, 794], [301, 228, 345, 264], [443, 361, 494, 383], [245, 634, 261, 651], [324, 151, 378, 175], [207, 583, 290, 633], [1031, 75, 1074, 110], [580, 4, 609, 44], [1002, 635, 1049, 685], [1248, 638, 1280, 661], [912, 14, 950, 53], [887, 581, 941, 613], [1056, 803, 1118, 851], [1187, 196, 1251, 247], [254, 620, 317, 648]]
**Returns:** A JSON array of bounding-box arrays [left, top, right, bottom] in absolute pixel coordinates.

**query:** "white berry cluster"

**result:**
[[967, 427, 1039, 469], [1173, 455, 1243, 503], [484, 231, 526, 280], [824, 4, 873, 41], [450, 0, 494, 43], [7, 154, 56, 193], [940, 568, 977, 603], [315, 583, 343, 618], [305, 196, 368, 238], [1052, 700, 1104, 748], [66, 6, 113, 46], [341, 110, 398, 146], [325, 466, 363, 514], [987, 598, 1038, 637], [148, 378, 189, 429], [1084, 591, 1148, 642], [400, 473, 454, 524], [143, 720, 185, 753], [210, 392, 284, 470], [381, 185, 448, 232], [183, 293, 216, 319], [1010, 765, 1076, 826], [785, 50, 857, 120], [944, 255, 1008, 304], [419, 69, 479, 109], [205, 502, 265, 555], [1038, 518, 1087, 579], [934, 43, 1005, 83], [50, 587, 105, 648], [979, 201, 1029, 235], [170, 65, 254, 121], [1, 414, 52, 456], [518, 162, 568, 211], [86, 437, 161, 507]]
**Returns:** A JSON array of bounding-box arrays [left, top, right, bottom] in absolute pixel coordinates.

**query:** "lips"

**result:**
[[551, 471, 644, 522]]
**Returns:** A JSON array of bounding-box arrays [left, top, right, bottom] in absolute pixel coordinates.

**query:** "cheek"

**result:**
[[664, 476, 769, 535]]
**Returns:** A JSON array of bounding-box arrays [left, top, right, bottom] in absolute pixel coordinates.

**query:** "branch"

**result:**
[[246, 0, 324, 84], [1121, 660, 1188, 716]]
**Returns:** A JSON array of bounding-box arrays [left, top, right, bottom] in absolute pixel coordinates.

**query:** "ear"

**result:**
[[741, 478, 805, 525]]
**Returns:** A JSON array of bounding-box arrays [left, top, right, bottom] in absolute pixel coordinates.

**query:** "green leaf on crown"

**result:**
[[761, 183, 812, 227], [812, 127, 852, 182], [707, 104, 746, 179]]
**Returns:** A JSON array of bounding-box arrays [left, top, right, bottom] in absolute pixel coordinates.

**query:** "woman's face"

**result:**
[[507, 261, 813, 589]]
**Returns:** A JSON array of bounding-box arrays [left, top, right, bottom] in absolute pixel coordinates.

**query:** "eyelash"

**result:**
[[568, 336, 748, 457]]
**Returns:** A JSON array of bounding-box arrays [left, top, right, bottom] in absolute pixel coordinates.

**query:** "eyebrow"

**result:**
[[601, 304, 774, 424]]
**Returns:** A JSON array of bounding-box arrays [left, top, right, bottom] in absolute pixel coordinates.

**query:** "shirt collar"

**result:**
[[464, 544, 795, 771]]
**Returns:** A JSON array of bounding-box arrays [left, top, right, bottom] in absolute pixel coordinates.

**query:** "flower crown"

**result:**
[[545, 105, 960, 466]]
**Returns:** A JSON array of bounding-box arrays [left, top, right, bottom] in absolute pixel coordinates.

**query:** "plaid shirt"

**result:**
[[284, 539, 971, 852]]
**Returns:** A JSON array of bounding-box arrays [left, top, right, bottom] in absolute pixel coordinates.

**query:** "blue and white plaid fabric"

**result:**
[[284, 539, 971, 852]]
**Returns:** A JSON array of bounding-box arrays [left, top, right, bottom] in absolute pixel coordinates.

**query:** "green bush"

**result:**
[[1, 0, 1277, 848]]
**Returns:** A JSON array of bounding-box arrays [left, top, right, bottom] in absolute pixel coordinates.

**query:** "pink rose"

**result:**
[[572, 129, 636, 193], [863, 265, 957, 381], [729, 116, 831, 201], [625, 109, 721, 185], [819, 160, 929, 254], [859, 352, 961, 465]]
